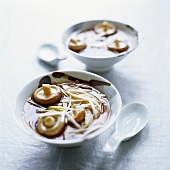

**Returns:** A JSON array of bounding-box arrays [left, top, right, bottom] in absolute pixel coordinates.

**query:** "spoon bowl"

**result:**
[[38, 44, 67, 66], [103, 102, 149, 152]]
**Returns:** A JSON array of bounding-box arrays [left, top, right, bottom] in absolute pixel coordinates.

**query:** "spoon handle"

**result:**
[[103, 133, 124, 152]]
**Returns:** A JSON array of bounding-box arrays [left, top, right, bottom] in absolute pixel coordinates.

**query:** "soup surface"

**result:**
[[22, 75, 111, 140], [67, 21, 130, 57]]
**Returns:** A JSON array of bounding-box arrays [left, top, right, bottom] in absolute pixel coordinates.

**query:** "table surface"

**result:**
[[1, 0, 170, 170]]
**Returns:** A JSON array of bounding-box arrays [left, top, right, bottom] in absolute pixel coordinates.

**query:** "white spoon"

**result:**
[[38, 44, 67, 66], [103, 102, 149, 152]]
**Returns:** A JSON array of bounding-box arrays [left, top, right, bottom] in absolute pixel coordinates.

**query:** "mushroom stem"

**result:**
[[42, 84, 51, 97]]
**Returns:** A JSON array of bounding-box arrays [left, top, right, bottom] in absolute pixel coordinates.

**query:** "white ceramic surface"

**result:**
[[62, 19, 140, 72], [13, 70, 122, 147], [103, 102, 149, 152]]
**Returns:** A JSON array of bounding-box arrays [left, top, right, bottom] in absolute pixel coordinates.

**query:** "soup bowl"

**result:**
[[62, 19, 140, 72], [13, 70, 122, 147]]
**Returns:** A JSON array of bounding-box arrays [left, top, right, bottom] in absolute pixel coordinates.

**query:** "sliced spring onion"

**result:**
[[48, 105, 83, 111], [48, 106, 67, 111], [38, 110, 63, 117]]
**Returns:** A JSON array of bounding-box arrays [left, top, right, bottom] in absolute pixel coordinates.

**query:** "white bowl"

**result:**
[[62, 19, 140, 72], [13, 70, 122, 147]]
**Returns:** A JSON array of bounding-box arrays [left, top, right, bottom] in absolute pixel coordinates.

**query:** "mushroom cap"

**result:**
[[94, 21, 117, 36], [107, 40, 129, 52], [33, 84, 62, 105], [68, 38, 87, 52]]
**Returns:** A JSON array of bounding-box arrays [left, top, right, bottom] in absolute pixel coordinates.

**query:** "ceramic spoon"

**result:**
[[38, 44, 67, 66], [103, 102, 149, 152]]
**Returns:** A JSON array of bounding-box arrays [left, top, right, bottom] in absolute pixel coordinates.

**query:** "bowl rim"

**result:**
[[13, 70, 122, 146], [61, 19, 141, 60]]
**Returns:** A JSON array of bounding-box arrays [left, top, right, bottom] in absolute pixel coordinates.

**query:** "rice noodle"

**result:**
[[65, 112, 81, 128]]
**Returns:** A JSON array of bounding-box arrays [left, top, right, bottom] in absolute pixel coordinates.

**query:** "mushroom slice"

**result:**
[[72, 105, 86, 123], [94, 21, 117, 36], [68, 38, 87, 52], [33, 84, 62, 105], [37, 114, 65, 136], [107, 40, 129, 52]]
